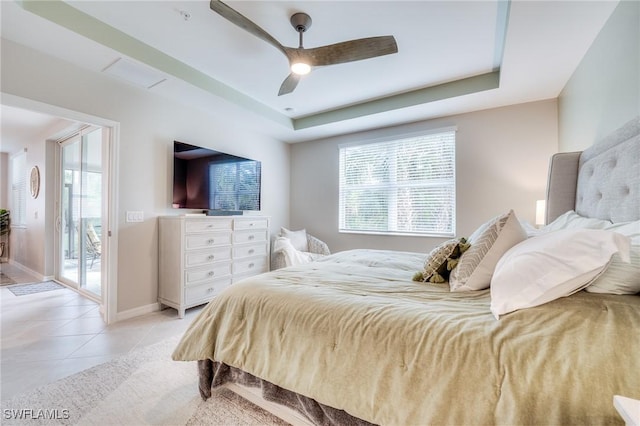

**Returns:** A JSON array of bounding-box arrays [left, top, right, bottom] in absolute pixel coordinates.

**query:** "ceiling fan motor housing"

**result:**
[[290, 13, 312, 33]]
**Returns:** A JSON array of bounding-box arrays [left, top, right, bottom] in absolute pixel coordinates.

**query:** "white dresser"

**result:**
[[158, 215, 270, 318]]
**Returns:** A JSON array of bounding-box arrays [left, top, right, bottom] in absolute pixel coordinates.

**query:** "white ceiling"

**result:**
[[0, 1, 618, 148], [0, 105, 74, 154]]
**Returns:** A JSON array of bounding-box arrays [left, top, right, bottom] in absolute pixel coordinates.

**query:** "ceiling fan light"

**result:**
[[291, 62, 311, 75]]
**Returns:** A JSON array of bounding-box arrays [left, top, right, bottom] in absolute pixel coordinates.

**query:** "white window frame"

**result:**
[[10, 149, 27, 228], [339, 128, 456, 237]]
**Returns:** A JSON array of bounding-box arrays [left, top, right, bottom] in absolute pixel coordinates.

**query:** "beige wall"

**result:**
[[558, 0, 640, 152], [290, 99, 558, 254], [1, 39, 290, 315]]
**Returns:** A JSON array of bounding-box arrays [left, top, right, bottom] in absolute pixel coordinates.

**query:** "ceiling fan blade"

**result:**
[[278, 73, 301, 96], [304, 36, 398, 66], [209, 0, 286, 56]]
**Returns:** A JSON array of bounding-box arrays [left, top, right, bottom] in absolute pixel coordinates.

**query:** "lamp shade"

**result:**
[[536, 199, 546, 226]]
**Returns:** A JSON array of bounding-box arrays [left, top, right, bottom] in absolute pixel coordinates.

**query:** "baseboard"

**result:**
[[6, 260, 47, 282], [115, 302, 161, 322]]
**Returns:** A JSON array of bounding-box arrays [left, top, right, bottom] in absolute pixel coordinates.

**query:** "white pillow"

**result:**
[[542, 210, 610, 232], [280, 227, 308, 251], [519, 219, 542, 238], [543, 211, 640, 244], [602, 221, 640, 245], [490, 229, 631, 319], [449, 210, 527, 292], [586, 246, 640, 294]]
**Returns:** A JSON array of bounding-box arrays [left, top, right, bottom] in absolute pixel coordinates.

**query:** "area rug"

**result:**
[[0, 271, 16, 285], [7, 281, 64, 296], [0, 336, 289, 425]]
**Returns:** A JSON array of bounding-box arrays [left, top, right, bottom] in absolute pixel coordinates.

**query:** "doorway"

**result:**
[[57, 127, 106, 300], [2, 93, 119, 324]]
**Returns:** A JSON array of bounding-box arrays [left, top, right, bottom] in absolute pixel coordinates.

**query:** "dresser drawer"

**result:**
[[233, 243, 268, 259], [233, 256, 269, 276], [185, 232, 232, 250], [185, 246, 232, 268], [185, 263, 232, 286], [234, 218, 269, 231], [185, 277, 232, 305], [185, 219, 233, 233], [233, 230, 267, 245]]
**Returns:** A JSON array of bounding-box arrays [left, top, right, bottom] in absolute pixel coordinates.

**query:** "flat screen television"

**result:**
[[172, 141, 261, 213]]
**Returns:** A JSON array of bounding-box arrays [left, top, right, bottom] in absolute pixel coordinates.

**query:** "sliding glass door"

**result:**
[[58, 127, 103, 298]]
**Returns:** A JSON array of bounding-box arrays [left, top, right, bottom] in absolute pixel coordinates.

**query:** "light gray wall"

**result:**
[[290, 99, 558, 253], [558, 0, 640, 152], [1, 39, 290, 314]]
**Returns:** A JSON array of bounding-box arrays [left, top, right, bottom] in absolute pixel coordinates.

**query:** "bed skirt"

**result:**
[[198, 360, 373, 426]]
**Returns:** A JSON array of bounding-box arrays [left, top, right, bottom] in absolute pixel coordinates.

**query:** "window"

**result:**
[[339, 129, 456, 236], [10, 150, 27, 227]]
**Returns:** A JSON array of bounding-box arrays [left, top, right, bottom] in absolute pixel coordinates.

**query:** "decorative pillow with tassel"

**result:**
[[413, 237, 470, 284]]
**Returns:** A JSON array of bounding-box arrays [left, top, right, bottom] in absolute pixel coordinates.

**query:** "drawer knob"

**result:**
[[248, 249, 255, 254], [250, 222, 254, 227], [248, 235, 255, 240], [208, 255, 215, 260], [207, 239, 215, 244], [207, 287, 214, 293], [208, 271, 215, 276], [248, 263, 255, 268]]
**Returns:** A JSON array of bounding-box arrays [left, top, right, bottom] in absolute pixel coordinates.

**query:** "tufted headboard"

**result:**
[[546, 116, 640, 224]]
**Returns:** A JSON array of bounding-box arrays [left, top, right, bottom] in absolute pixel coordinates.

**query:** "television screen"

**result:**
[[172, 141, 261, 211]]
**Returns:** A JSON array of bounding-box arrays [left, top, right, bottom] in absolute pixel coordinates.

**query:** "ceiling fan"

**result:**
[[209, 0, 398, 96]]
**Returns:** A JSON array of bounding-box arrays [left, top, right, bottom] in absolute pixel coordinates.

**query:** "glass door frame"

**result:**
[[56, 126, 102, 302], [54, 124, 114, 322]]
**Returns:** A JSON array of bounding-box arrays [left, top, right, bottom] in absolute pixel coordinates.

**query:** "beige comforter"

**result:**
[[172, 249, 640, 425]]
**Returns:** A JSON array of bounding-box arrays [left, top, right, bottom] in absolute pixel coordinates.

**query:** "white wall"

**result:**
[[290, 99, 558, 253], [1, 39, 290, 314], [558, 0, 640, 152]]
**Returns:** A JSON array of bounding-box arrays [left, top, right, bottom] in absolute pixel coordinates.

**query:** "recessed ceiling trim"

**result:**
[[16, 0, 508, 133], [16, 0, 292, 129], [293, 71, 501, 130], [493, 0, 511, 70]]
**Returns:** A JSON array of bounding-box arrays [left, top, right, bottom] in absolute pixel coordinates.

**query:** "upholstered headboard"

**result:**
[[546, 116, 640, 224]]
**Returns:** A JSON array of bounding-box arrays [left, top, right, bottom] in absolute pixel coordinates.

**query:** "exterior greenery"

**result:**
[[0, 210, 9, 259], [0, 210, 9, 236]]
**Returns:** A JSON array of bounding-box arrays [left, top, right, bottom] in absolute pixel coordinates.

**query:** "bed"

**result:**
[[172, 116, 640, 425]]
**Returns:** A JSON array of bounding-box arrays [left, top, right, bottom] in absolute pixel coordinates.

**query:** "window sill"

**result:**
[[339, 230, 454, 238]]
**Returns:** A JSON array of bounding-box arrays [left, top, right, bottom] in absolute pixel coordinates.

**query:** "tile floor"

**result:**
[[0, 263, 203, 401]]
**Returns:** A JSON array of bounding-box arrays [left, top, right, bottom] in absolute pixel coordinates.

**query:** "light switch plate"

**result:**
[[126, 211, 144, 222]]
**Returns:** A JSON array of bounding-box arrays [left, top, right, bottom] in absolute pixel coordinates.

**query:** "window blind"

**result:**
[[11, 150, 27, 227], [339, 130, 456, 236]]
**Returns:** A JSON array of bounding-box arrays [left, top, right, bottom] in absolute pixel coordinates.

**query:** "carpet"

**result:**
[[0, 271, 16, 285], [7, 281, 65, 296], [0, 336, 289, 426]]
